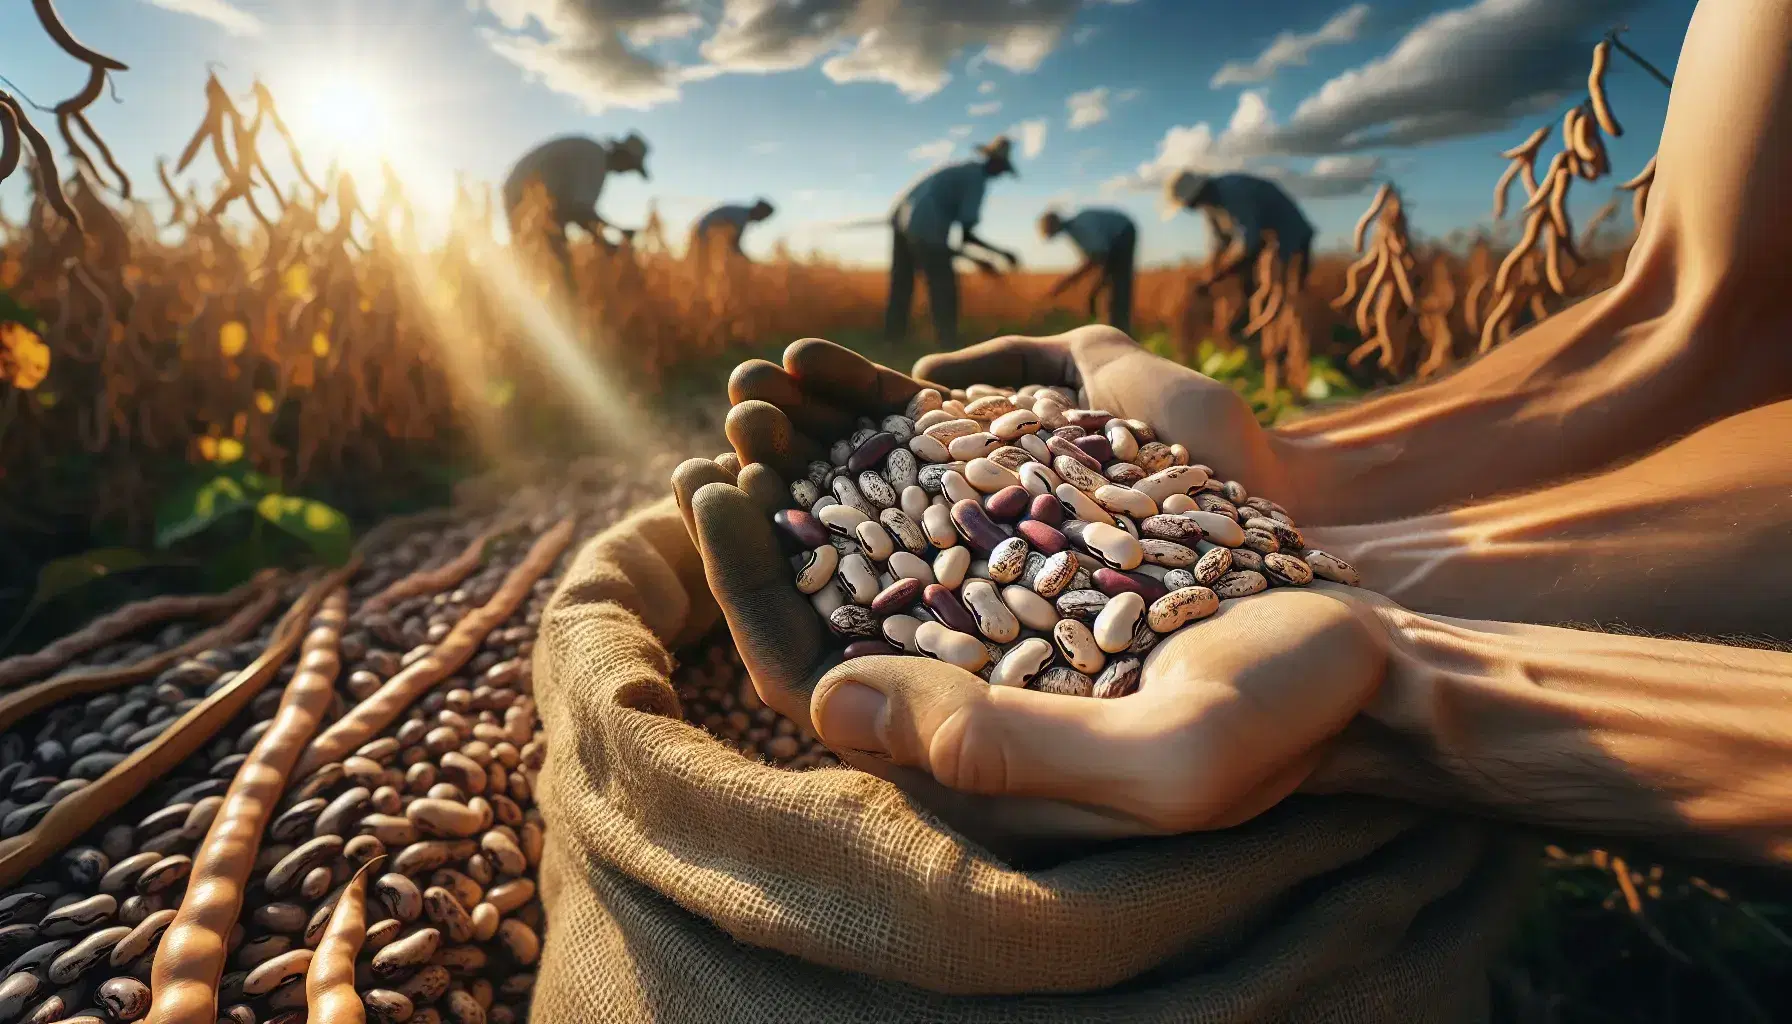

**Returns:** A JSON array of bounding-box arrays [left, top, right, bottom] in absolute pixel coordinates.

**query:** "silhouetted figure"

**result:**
[[1162, 170, 1314, 297], [689, 198, 775, 269], [1040, 207, 1137, 335], [887, 136, 1020, 350], [503, 133, 650, 282]]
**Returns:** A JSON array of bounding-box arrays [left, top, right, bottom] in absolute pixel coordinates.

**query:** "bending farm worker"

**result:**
[[689, 197, 776, 268], [1040, 207, 1138, 335], [887, 135, 1022, 350], [1162, 169, 1314, 333], [503, 131, 651, 281]]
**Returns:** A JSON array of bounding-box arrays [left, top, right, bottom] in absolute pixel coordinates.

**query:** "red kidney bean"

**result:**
[[1016, 521, 1068, 555], [844, 639, 907, 659], [982, 486, 1030, 522], [773, 510, 830, 549], [948, 499, 1005, 554], [1026, 493, 1066, 526], [1092, 568, 1168, 603], [1071, 435, 1114, 464], [921, 584, 981, 636], [870, 578, 925, 617], [846, 432, 898, 473]]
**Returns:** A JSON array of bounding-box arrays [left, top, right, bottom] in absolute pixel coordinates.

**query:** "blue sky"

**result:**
[[1, 0, 1696, 269]]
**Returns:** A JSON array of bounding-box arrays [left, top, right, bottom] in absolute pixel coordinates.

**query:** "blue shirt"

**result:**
[[694, 204, 755, 237], [1201, 174, 1315, 257], [1059, 209, 1134, 259], [893, 162, 987, 247]]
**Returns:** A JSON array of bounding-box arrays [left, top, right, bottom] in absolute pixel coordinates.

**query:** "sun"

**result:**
[[288, 70, 402, 182]]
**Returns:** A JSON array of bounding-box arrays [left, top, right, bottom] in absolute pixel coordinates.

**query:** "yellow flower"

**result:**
[[311, 332, 331, 358], [215, 437, 244, 464], [1, 322, 51, 390], [198, 436, 219, 461], [219, 320, 248, 357], [255, 390, 275, 414]]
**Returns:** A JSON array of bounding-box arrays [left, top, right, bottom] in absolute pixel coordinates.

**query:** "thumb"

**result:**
[[910, 334, 1079, 392], [811, 656, 1173, 821]]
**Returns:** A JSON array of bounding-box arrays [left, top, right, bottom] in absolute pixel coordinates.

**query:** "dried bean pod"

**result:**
[[146, 589, 351, 1024], [305, 856, 383, 1023]]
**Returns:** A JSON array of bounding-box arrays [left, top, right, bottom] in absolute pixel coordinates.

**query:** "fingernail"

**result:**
[[815, 682, 888, 754]]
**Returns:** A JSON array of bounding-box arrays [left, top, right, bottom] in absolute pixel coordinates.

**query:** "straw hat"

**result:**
[[977, 135, 1018, 176], [614, 132, 651, 180], [1160, 169, 1210, 220]]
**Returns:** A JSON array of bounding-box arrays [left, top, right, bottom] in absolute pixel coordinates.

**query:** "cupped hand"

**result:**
[[810, 583, 1391, 836], [725, 327, 1303, 513], [669, 452, 1223, 857]]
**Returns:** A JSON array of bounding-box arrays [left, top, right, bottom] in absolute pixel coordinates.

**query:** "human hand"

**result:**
[[724, 329, 1304, 509], [669, 451, 1226, 856], [811, 582, 1389, 836]]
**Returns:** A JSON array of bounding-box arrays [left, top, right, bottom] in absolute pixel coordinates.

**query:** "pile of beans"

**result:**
[[0, 453, 680, 1024], [0, 646, 269, 840], [776, 384, 1363, 696], [671, 636, 839, 771], [0, 628, 283, 1024]]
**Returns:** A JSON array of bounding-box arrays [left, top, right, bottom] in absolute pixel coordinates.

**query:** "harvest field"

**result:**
[[0, 4, 1786, 1023]]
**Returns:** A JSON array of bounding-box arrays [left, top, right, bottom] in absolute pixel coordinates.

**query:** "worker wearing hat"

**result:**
[[886, 136, 1022, 350], [1162, 169, 1314, 313], [1039, 207, 1138, 335], [504, 131, 652, 282], [689, 197, 776, 270]]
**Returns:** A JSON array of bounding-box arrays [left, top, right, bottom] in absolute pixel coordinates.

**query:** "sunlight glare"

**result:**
[[290, 70, 400, 184]]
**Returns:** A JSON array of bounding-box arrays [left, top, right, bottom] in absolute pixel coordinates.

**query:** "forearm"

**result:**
[[1300, 398, 1792, 638], [1312, 597, 1792, 865]]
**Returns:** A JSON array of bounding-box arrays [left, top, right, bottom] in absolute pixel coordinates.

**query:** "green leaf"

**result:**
[[155, 471, 273, 549], [0, 289, 45, 332], [255, 493, 352, 565], [0, 547, 184, 654]]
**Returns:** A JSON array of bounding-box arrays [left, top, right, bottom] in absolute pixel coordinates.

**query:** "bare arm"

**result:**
[[961, 227, 1018, 267], [1048, 257, 1102, 296], [1271, 0, 1792, 525], [1304, 397, 1792, 639], [1309, 598, 1792, 865]]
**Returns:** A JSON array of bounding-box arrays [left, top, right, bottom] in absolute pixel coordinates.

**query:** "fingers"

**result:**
[[691, 480, 831, 725], [671, 458, 737, 547], [725, 400, 821, 480], [727, 358, 856, 440], [735, 462, 791, 516], [810, 656, 1173, 822], [911, 333, 1080, 392], [783, 338, 925, 414]]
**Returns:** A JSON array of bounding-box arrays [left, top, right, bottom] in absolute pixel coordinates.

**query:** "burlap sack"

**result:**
[[534, 497, 1536, 1023]]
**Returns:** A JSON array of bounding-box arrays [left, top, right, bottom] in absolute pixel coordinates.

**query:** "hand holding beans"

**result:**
[[677, 335, 1386, 846]]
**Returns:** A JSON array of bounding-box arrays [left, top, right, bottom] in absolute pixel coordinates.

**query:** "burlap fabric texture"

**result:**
[[533, 497, 1536, 1023]]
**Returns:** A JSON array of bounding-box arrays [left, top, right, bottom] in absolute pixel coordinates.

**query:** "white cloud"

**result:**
[[141, 0, 264, 36], [908, 139, 957, 163], [948, 124, 974, 139], [1211, 4, 1368, 87], [968, 100, 1003, 117], [701, 0, 1136, 100], [1100, 90, 1378, 200], [1114, 87, 1141, 103], [1011, 118, 1048, 159], [1066, 87, 1109, 130], [1072, 25, 1099, 46], [477, 0, 1143, 111], [477, 0, 704, 111], [978, 80, 997, 95]]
